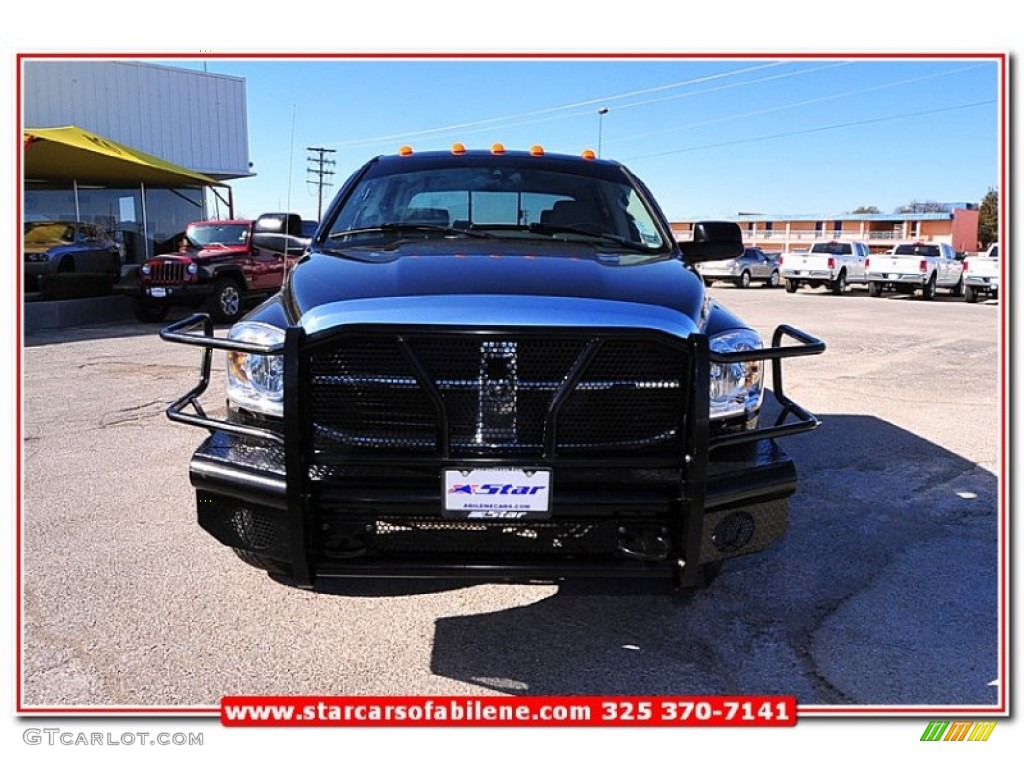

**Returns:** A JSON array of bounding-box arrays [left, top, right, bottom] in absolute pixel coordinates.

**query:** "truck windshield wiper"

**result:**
[[526, 222, 655, 253], [327, 223, 493, 240]]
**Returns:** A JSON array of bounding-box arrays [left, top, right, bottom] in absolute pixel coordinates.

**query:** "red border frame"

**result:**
[[15, 51, 1009, 718]]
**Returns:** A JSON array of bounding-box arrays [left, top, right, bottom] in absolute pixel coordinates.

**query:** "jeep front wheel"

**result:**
[[209, 278, 244, 323]]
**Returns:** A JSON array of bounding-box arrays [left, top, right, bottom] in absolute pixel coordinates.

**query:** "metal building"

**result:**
[[23, 60, 251, 265]]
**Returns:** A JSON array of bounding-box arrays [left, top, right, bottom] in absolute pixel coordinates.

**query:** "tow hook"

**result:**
[[617, 525, 671, 561]]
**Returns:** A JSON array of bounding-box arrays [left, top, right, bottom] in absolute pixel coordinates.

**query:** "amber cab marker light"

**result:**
[[451, 143, 467, 155], [529, 145, 545, 156], [581, 149, 597, 160], [491, 143, 506, 155], [398, 145, 413, 156]]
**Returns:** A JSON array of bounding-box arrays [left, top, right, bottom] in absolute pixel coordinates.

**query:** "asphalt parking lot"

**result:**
[[20, 283, 1002, 709]]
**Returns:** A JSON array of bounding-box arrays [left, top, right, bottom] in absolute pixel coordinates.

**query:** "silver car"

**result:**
[[697, 246, 781, 288]]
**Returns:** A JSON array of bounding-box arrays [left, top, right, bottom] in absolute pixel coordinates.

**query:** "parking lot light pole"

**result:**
[[597, 107, 609, 157]]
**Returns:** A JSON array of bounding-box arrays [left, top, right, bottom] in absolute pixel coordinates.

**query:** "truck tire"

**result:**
[[133, 298, 170, 323], [964, 285, 979, 303], [830, 271, 847, 295], [739, 270, 752, 289], [209, 277, 244, 323], [921, 274, 937, 301], [868, 281, 883, 298], [232, 548, 288, 576], [951, 277, 964, 297], [785, 279, 798, 293]]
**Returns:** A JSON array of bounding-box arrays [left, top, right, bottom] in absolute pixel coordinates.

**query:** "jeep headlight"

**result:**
[[226, 322, 285, 417], [709, 329, 764, 421]]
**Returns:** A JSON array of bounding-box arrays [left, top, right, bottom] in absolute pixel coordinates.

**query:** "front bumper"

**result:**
[[162, 315, 824, 587], [139, 282, 213, 303]]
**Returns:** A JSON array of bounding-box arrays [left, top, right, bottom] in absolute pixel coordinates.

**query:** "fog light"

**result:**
[[712, 512, 755, 553]]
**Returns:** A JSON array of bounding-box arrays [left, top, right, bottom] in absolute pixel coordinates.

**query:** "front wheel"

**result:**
[[785, 278, 798, 293], [950, 277, 964, 297], [738, 270, 752, 289], [766, 270, 780, 288], [209, 278, 244, 323]]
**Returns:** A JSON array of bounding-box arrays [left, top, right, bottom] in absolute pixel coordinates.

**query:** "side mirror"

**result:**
[[678, 221, 744, 263]]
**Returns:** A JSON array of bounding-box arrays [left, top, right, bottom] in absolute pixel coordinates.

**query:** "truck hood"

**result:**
[[286, 241, 706, 334]]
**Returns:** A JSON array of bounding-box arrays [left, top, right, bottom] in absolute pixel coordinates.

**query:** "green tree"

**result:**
[[850, 205, 880, 214], [977, 187, 999, 248]]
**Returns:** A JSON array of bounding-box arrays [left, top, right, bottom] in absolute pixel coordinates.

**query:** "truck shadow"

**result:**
[[426, 414, 999, 705]]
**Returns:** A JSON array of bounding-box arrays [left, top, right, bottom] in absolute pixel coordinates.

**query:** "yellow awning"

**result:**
[[23, 125, 220, 187]]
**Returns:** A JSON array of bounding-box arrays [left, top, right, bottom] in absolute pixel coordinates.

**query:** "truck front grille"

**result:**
[[149, 260, 188, 284], [307, 332, 691, 459]]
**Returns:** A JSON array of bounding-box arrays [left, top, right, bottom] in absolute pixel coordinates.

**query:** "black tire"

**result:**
[[868, 281, 883, 298], [964, 285, 979, 303], [830, 271, 847, 295], [785, 278, 798, 293], [133, 298, 170, 323], [57, 256, 74, 273], [232, 548, 288, 576], [767, 270, 780, 288], [951, 277, 964, 297], [921, 274, 937, 301], [703, 278, 713, 288], [738, 270, 752, 289], [209, 277, 244, 323]]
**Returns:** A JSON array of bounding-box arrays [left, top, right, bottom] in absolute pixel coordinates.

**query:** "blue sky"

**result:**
[[166, 56, 1000, 222]]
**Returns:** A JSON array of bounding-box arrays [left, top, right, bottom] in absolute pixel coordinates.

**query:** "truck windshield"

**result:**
[[186, 223, 250, 247], [326, 164, 666, 251]]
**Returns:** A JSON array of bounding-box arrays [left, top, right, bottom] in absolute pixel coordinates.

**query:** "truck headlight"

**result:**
[[226, 322, 284, 417], [709, 329, 764, 421]]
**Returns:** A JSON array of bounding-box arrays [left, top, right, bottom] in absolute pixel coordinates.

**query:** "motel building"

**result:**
[[671, 206, 980, 255]]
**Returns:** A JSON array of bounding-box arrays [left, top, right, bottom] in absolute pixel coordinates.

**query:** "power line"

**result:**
[[320, 61, 788, 148], [306, 146, 336, 220], [623, 99, 996, 161]]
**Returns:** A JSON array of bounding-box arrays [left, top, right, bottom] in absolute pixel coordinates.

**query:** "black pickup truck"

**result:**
[[161, 146, 824, 589]]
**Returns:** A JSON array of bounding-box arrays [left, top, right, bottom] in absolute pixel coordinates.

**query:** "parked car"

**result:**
[[160, 146, 824, 590], [135, 214, 307, 323], [963, 242, 999, 303], [865, 241, 963, 299], [779, 240, 869, 294], [23, 220, 121, 290], [697, 246, 781, 288]]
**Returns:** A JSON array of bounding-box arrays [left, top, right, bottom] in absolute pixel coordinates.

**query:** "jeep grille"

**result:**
[[148, 260, 188, 284]]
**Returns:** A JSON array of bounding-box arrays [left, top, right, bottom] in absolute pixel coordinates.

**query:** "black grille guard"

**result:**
[[161, 313, 824, 453]]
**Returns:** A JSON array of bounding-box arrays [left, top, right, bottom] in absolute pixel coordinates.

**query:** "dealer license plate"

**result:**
[[148, 287, 167, 297], [443, 467, 552, 520]]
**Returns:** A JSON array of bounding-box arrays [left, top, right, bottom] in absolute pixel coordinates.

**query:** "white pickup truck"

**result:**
[[865, 241, 963, 300], [779, 240, 868, 295], [962, 242, 999, 303]]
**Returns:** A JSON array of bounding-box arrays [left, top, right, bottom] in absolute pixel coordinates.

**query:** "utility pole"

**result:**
[[306, 146, 336, 220]]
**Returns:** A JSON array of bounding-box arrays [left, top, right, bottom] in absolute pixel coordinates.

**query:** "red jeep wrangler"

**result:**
[[135, 213, 311, 323]]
